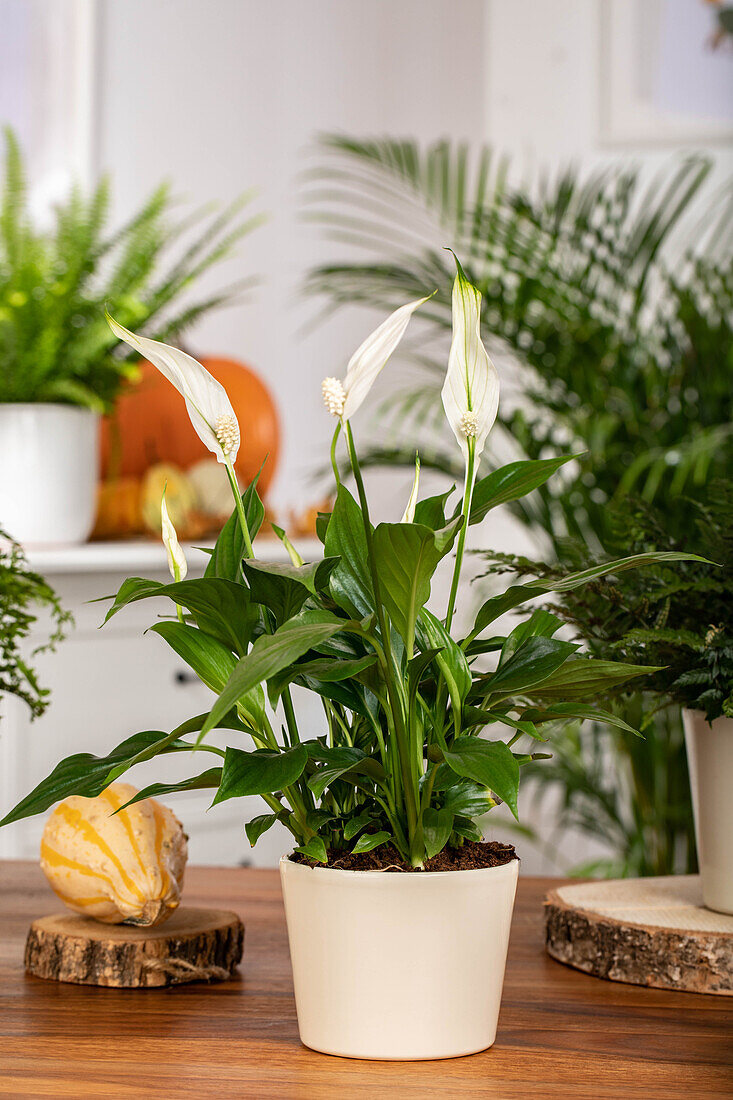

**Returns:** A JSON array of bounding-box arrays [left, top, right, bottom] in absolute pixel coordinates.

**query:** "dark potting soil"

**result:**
[[290, 839, 518, 872]]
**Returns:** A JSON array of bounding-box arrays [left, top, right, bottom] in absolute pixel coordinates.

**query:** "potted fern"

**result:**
[[1, 261, 698, 1060], [0, 129, 260, 546], [481, 492, 731, 912]]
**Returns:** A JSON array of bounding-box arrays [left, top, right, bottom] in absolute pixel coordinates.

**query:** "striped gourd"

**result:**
[[40, 783, 188, 926]]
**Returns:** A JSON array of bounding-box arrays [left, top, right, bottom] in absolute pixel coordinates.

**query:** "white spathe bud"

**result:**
[[322, 376, 346, 417], [161, 494, 187, 581]]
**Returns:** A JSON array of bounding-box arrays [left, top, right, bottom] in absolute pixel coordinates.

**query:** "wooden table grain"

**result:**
[[1, 861, 731, 1099]]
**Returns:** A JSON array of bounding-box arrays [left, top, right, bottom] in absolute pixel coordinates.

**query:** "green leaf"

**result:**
[[372, 518, 461, 648], [416, 609, 472, 706], [294, 836, 328, 863], [476, 637, 579, 697], [352, 830, 391, 854], [463, 456, 579, 525], [307, 745, 385, 801], [522, 702, 644, 737], [529, 659, 664, 701], [245, 813, 280, 846], [324, 484, 374, 618], [439, 780, 496, 817], [205, 475, 265, 581], [343, 811, 374, 841], [118, 769, 222, 809], [269, 654, 377, 699], [212, 743, 309, 805], [243, 557, 339, 624], [201, 620, 344, 736], [102, 577, 163, 622], [443, 737, 520, 819], [422, 807, 453, 858], [499, 609, 563, 665], [471, 552, 711, 636], [0, 727, 197, 826], [149, 621, 237, 693], [414, 486, 455, 529]]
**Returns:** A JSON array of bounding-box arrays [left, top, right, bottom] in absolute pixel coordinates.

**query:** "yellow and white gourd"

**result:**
[[40, 783, 188, 926]]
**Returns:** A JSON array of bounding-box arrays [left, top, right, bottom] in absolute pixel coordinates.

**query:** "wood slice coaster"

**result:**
[[25, 907, 244, 988], [545, 875, 733, 996]]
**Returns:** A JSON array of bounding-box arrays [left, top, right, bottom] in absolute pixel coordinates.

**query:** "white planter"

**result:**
[[280, 853, 519, 1060], [683, 708, 733, 915], [0, 404, 99, 546]]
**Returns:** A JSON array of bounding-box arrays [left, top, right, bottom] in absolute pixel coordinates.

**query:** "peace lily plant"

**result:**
[[2, 258, 701, 1060]]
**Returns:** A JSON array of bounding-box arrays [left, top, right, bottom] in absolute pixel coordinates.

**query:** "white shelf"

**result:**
[[24, 536, 324, 575]]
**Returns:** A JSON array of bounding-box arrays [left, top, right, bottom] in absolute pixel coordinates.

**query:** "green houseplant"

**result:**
[[0, 127, 262, 545], [303, 135, 732, 875], [480, 485, 732, 909], [0, 529, 71, 720], [1, 262, 698, 1059]]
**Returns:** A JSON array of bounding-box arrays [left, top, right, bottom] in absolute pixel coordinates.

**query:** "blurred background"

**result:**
[[1, 0, 731, 873]]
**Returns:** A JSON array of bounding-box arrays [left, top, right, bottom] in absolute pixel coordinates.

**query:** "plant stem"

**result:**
[[445, 440, 476, 632], [344, 421, 419, 853], [225, 458, 254, 558], [330, 423, 342, 488]]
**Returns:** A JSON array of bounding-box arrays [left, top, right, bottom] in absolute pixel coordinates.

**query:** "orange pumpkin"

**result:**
[[101, 356, 279, 496]]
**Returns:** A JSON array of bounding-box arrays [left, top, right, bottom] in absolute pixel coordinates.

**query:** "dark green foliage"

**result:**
[[480, 482, 733, 723], [0, 530, 72, 719], [0, 128, 263, 410]]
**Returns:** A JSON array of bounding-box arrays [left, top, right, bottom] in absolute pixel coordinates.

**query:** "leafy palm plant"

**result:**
[[1, 267, 698, 869], [302, 135, 733, 874], [0, 127, 263, 411]]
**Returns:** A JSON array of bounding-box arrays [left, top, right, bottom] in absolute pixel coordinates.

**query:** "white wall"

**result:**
[[95, 0, 488, 511]]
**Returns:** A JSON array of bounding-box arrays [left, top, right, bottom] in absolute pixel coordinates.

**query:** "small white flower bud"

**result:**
[[322, 376, 346, 417], [460, 410, 479, 438], [215, 413, 240, 457]]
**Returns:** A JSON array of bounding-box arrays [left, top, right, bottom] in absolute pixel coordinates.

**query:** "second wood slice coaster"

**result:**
[[545, 875, 733, 996], [25, 907, 244, 988]]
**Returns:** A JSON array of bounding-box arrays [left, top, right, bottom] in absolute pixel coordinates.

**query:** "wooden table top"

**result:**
[[1, 861, 731, 1099]]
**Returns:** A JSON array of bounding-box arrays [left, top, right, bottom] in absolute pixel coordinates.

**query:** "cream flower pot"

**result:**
[[0, 404, 99, 546], [280, 854, 519, 1060], [683, 709, 733, 915]]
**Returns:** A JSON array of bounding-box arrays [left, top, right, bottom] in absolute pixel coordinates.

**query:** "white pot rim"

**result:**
[[280, 851, 519, 883]]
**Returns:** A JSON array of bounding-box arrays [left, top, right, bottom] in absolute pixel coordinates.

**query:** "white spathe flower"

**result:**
[[400, 454, 420, 523], [441, 259, 499, 464], [161, 493, 187, 581], [322, 296, 429, 422], [107, 315, 240, 466]]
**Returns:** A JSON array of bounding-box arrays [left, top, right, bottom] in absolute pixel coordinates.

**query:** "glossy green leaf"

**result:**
[[413, 486, 455, 529], [150, 621, 237, 693], [294, 836, 328, 863], [471, 552, 710, 636], [245, 813, 280, 847], [201, 620, 345, 736], [462, 455, 579, 525], [352, 830, 391, 854], [529, 660, 664, 701], [343, 811, 374, 841], [118, 769, 222, 810], [307, 745, 385, 800], [212, 743, 309, 805], [243, 557, 339, 624], [422, 807, 453, 858], [522, 702, 643, 736], [444, 736, 520, 818], [476, 637, 579, 697], [324, 484, 374, 618], [372, 517, 461, 648], [439, 779, 496, 817]]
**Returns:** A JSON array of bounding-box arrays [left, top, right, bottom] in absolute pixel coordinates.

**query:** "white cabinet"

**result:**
[[0, 539, 322, 865]]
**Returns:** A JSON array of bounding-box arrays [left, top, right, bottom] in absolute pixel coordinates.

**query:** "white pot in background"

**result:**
[[280, 854, 519, 1060], [683, 708, 733, 915], [0, 404, 99, 546]]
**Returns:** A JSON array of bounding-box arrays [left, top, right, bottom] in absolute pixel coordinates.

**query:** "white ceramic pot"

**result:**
[[683, 708, 733, 915], [280, 854, 519, 1060], [0, 404, 99, 546]]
